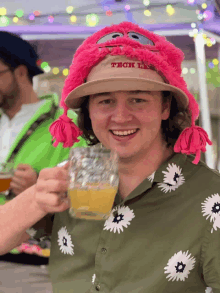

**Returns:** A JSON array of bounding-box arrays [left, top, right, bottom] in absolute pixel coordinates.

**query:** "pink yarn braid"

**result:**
[[174, 125, 212, 164], [49, 104, 82, 148]]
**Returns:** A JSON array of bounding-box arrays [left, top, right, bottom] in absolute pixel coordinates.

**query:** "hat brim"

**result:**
[[65, 78, 189, 110], [28, 66, 44, 77]]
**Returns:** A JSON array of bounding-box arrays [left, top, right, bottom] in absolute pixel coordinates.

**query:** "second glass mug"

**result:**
[[0, 162, 14, 194], [68, 145, 119, 220]]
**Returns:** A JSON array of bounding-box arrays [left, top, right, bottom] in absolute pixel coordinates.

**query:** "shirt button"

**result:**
[[101, 248, 107, 254], [95, 284, 101, 291]]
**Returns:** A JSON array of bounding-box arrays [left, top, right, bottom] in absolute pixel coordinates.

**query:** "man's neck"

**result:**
[[118, 143, 174, 199]]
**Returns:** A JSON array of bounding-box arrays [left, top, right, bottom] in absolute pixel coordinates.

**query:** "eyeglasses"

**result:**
[[0, 69, 11, 76]]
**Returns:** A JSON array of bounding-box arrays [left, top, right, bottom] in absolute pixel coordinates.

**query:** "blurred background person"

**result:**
[[0, 31, 86, 293]]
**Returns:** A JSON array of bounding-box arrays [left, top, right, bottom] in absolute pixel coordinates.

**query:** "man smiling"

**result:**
[[1, 22, 220, 292]]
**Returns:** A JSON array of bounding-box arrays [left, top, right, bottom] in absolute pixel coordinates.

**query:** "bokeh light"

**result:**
[[182, 68, 188, 74], [29, 13, 35, 21], [41, 62, 49, 69], [106, 10, 113, 16], [203, 10, 212, 21], [70, 15, 77, 23], [48, 15, 54, 23], [125, 5, 130, 11], [143, 0, 150, 6], [144, 9, 151, 16], [190, 68, 196, 74], [0, 16, 9, 26], [191, 22, 196, 28], [212, 59, 219, 65], [201, 3, 207, 9], [187, 0, 195, 4], [0, 7, 7, 16], [53, 68, 60, 75], [15, 9, 24, 18], [13, 17, 19, 23], [33, 11, 41, 17], [86, 14, 99, 27], [63, 69, 69, 76], [66, 6, 74, 14]]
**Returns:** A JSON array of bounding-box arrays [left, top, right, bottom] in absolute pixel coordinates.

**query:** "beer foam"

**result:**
[[0, 172, 12, 179]]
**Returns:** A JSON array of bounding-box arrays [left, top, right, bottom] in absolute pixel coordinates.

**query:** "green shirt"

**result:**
[[47, 153, 220, 292]]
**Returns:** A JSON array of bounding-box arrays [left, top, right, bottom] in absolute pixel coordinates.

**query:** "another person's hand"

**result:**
[[10, 164, 38, 196], [34, 163, 70, 214]]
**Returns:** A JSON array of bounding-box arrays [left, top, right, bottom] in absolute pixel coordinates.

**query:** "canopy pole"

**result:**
[[194, 31, 214, 169]]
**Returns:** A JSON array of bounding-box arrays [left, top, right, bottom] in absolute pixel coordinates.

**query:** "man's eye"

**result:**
[[99, 99, 112, 104], [132, 98, 146, 103]]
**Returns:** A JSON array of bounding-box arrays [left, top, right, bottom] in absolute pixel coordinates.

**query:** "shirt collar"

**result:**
[[116, 153, 190, 205]]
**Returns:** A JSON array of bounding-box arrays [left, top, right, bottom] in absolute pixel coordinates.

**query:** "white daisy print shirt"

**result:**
[[103, 205, 135, 234], [164, 250, 196, 281], [57, 226, 74, 255], [158, 163, 185, 193]]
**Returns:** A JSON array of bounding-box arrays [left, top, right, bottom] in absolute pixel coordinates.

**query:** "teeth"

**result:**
[[112, 129, 137, 136]]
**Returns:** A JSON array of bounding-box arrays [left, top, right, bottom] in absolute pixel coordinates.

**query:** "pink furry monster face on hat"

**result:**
[[62, 22, 199, 123]]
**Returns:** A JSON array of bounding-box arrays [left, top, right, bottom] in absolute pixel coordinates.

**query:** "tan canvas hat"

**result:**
[[65, 55, 189, 110]]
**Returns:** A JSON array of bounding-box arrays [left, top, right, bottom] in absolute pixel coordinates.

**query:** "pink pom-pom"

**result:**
[[174, 125, 212, 164], [49, 114, 82, 148]]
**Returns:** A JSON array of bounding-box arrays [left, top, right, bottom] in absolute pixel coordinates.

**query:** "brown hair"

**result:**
[[77, 91, 191, 147]]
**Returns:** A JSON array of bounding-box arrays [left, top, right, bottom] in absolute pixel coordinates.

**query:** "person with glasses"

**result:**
[[0, 32, 86, 293]]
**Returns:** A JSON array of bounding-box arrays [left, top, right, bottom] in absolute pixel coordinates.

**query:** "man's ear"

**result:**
[[162, 98, 172, 121], [14, 65, 29, 81]]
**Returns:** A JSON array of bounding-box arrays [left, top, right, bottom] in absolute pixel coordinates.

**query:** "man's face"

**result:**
[[89, 90, 170, 160], [0, 60, 19, 109]]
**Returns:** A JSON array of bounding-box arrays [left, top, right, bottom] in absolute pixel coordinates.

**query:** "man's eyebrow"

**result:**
[[91, 92, 111, 98], [128, 90, 151, 94]]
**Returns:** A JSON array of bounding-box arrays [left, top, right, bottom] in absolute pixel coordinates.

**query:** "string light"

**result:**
[[44, 66, 51, 73], [70, 15, 77, 23], [63, 69, 69, 76], [86, 13, 99, 27], [190, 68, 196, 74], [187, 0, 195, 4], [191, 22, 196, 28], [52, 67, 60, 75], [166, 4, 175, 16], [66, 6, 74, 14], [124, 5, 130, 11], [182, 68, 188, 74], [144, 9, 151, 16], [197, 13, 204, 20], [41, 62, 49, 69], [106, 10, 113, 16], [29, 13, 35, 21], [15, 9, 24, 18], [48, 15, 54, 23], [201, 3, 207, 9], [13, 17, 19, 23], [0, 15, 9, 26], [210, 38, 216, 45], [143, 0, 150, 6], [0, 7, 7, 16], [33, 11, 41, 17], [203, 10, 212, 21]]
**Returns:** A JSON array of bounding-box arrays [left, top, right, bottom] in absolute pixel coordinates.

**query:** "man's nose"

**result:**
[[111, 103, 132, 123]]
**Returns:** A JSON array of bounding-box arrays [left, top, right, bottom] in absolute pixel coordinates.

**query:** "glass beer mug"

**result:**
[[0, 162, 14, 194], [68, 145, 118, 220]]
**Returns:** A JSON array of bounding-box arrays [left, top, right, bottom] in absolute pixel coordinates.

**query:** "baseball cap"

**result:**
[[0, 31, 44, 77]]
